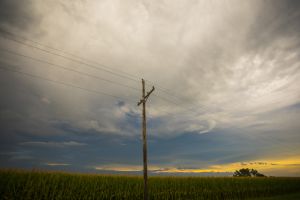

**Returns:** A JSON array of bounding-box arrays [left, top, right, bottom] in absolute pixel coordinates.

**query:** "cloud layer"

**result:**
[[0, 0, 300, 176]]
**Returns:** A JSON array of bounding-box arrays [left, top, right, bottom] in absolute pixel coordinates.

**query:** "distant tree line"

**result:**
[[233, 168, 266, 177]]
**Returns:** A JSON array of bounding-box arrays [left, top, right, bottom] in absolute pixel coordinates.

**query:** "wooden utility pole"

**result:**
[[137, 79, 155, 200]]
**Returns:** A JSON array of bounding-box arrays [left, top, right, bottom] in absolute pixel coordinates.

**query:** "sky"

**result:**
[[0, 0, 300, 176]]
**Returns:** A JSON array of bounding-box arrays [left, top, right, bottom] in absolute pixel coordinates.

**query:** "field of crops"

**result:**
[[1, 169, 300, 200]]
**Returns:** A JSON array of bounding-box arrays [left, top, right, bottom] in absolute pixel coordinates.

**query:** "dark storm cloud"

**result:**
[[148, 130, 267, 167], [0, 64, 63, 138], [0, 126, 142, 171], [245, 0, 300, 52], [0, 0, 40, 30]]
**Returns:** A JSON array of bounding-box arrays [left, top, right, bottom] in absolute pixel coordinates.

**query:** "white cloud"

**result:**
[[40, 96, 51, 104], [199, 120, 216, 134]]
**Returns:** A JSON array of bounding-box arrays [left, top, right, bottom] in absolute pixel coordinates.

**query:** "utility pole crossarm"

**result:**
[[137, 86, 155, 106]]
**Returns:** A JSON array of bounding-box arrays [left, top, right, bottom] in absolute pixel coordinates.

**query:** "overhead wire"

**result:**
[[1, 33, 297, 130], [2, 15, 300, 161], [0, 29, 215, 114], [1, 29, 298, 133], [6, 26, 290, 117], [0, 62, 133, 102], [0, 33, 139, 83], [0, 48, 141, 92], [0, 84, 91, 116], [0, 28, 141, 81], [0, 47, 212, 118], [1, 31, 299, 157], [0, 53, 210, 125]]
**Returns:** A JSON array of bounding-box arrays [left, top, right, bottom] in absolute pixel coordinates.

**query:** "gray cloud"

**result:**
[[245, 0, 300, 51], [20, 141, 87, 147], [0, 0, 300, 175], [0, 0, 40, 30]]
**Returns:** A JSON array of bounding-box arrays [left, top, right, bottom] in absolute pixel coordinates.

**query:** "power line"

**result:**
[[0, 84, 93, 116], [0, 27, 141, 80], [154, 92, 210, 114], [1, 48, 214, 116], [0, 63, 133, 102], [2, 30, 299, 162], [1, 34, 139, 83], [2, 28, 294, 118], [5, 86, 297, 166], [4, 31, 211, 113], [2, 44, 295, 126], [0, 28, 185, 93], [1, 63, 298, 156], [1, 35, 213, 115], [0, 59, 206, 124], [0, 49, 212, 120], [0, 59, 207, 124], [0, 48, 140, 92], [0, 29, 214, 113]]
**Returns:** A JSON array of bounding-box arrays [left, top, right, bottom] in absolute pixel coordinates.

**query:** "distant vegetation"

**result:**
[[233, 168, 266, 177], [1, 169, 300, 200]]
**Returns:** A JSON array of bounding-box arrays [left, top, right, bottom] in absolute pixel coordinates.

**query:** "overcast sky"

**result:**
[[0, 0, 300, 176]]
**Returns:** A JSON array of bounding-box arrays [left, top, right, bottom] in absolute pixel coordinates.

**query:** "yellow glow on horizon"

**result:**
[[94, 157, 300, 175], [46, 163, 70, 166], [158, 157, 300, 174], [94, 165, 161, 172]]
